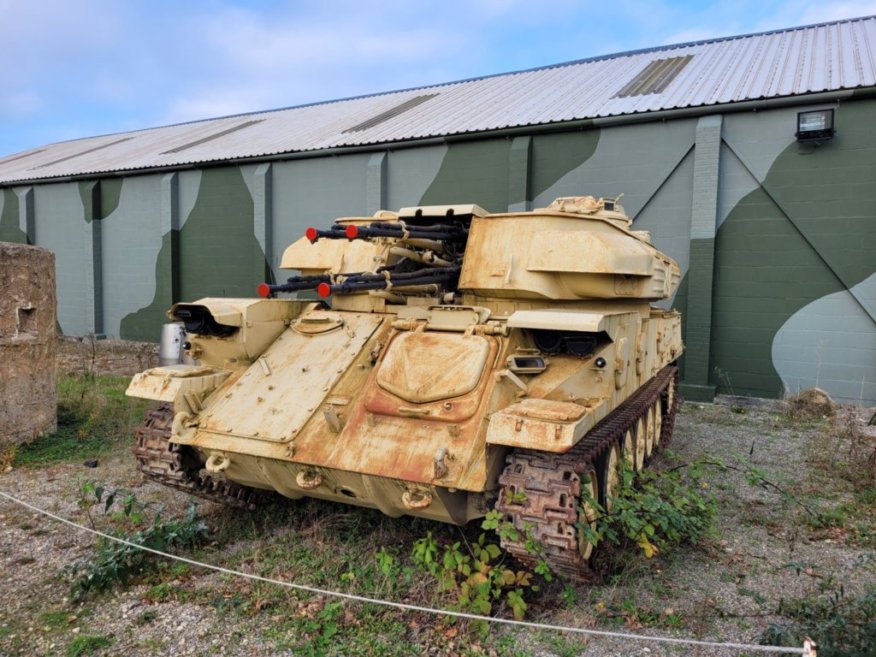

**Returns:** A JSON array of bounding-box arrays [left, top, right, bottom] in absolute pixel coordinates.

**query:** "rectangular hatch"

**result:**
[[195, 312, 382, 442]]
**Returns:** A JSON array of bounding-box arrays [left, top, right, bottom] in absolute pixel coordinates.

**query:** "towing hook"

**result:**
[[205, 453, 231, 473]]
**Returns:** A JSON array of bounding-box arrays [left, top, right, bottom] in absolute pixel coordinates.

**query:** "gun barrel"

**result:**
[[305, 226, 348, 242], [257, 274, 331, 297], [257, 265, 410, 298], [305, 221, 466, 242], [317, 265, 460, 297], [344, 222, 466, 242]]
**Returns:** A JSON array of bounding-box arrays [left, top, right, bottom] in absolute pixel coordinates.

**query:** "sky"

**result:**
[[1, 0, 875, 158]]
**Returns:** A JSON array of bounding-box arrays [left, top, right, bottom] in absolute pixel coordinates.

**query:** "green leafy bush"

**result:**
[[582, 458, 718, 562]]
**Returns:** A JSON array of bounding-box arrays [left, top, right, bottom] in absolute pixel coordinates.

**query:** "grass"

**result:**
[[66, 634, 112, 657], [762, 587, 876, 656], [264, 603, 419, 657], [39, 611, 70, 630], [3, 371, 875, 656], [196, 498, 462, 614], [748, 401, 876, 656], [12, 373, 152, 467], [800, 404, 876, 549]]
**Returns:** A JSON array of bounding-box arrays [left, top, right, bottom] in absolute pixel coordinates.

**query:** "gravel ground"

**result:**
[[0, 400, 873, 657]]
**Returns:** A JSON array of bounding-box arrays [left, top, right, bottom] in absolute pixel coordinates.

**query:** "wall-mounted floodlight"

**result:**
[[796, 109, 835, 143]]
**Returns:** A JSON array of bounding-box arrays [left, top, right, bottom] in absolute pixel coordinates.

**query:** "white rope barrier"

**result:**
[[0, 489, 812, 655]]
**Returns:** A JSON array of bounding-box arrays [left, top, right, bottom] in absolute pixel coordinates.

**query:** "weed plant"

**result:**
[[410, 529, 538, 623], [67, 484, 208, 601], [13, 373, 152, 467], [801, 404, 876, 547], [761, 586, 876, 657]]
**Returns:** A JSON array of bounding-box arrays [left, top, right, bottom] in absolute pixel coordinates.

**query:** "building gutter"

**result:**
[[2, 88, 875, 187]]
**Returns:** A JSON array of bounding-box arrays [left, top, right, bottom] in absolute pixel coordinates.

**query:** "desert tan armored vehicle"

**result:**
[[127, 195, 682, 580]]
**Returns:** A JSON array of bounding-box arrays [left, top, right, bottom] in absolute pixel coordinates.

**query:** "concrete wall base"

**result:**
[[679, 382, 717, 402]]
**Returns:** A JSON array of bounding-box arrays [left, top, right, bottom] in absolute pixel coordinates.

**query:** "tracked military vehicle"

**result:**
[[127, 195, 682, 581]]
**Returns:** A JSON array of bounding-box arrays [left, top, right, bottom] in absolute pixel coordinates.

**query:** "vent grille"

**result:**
[[161, 120, 264, 154], [614, 55, 694, 98], [343, 94, 439, 133], [32, 138, 133, 169]]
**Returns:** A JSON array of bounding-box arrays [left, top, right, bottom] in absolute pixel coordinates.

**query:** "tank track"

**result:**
[[133, 403, 263, 510], [496, 365, 680, 582]]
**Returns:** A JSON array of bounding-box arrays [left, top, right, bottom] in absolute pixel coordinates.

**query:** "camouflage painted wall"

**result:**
[[714, 101, 876, 403], [29, 183, 93, 336], [0, 187, 34, 245], [4, 97, 874, 403], [0, 189, 26, 244], [101, 174, 164, 341], [269, 154, 371, 281]]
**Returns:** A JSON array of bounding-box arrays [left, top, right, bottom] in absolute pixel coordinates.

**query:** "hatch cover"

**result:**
[[377, 332, 489, 403]]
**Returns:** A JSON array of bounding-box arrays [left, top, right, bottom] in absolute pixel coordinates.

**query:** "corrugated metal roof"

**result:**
[[2, 15, 875, 184]]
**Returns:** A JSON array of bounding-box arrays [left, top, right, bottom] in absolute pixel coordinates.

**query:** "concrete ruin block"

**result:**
[[0, 242, 58, 445]]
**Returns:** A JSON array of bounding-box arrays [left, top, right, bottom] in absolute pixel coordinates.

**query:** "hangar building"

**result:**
[[0, 16, 874, 404]]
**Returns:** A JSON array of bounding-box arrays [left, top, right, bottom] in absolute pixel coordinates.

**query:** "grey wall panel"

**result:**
[[100, 175, 164, 338], [0, 187, 27, 243], [33, 183, 90, 335], [716, 144, 761, 229], [721, 109, 797, 185], [177, 170, 202, 230], [241, 163, 269, 258], [633, 148, 695, 304], [177, 167, 261, 301], [18, 187, 35, 243], [386, 145, 448, 210], [241, 162, 274, 285], [534, 119, 696, 218], [271, 155, 370, 275], [772, 274, 876, 404]]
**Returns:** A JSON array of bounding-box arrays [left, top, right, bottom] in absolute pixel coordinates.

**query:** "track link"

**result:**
[[133, 403, 263, 510], [496, 365, 680, 582]]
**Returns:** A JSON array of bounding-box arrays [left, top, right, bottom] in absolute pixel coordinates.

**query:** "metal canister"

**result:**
[[159, 322, 187, 366]]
